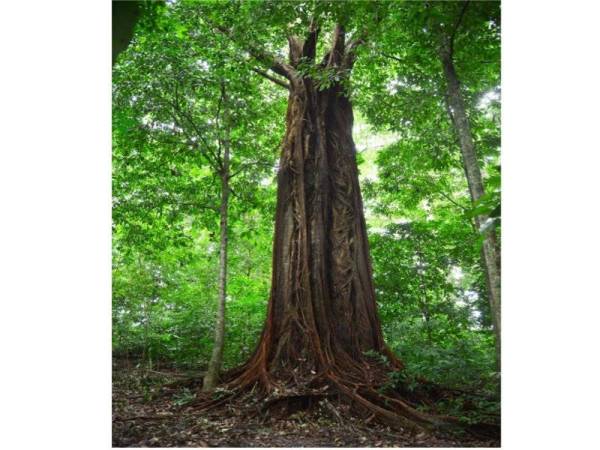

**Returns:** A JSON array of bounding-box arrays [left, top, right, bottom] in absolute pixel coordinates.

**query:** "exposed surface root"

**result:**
[[192, 354, 498, 442], [113, 365, 499, 447]]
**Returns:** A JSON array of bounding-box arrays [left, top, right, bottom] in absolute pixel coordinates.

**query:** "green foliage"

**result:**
[[351, 0, 501, 402], [112, 1, 282, 369], [112, 1, 500, 420]]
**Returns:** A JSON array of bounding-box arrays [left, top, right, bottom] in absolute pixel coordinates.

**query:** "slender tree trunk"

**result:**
[[203, 88, 231, 392], [143, 298, 152, 369], [202, 154, 230, 391], [415, 246, 433, 344], [439, 41, 501, 370]]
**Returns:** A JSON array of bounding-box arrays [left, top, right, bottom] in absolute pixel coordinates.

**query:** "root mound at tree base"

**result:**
[[113, 364, 499, 447], [194, 354, 499, 442]]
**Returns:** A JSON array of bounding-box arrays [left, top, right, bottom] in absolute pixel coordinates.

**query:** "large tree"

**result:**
[[184, 1, 456, 431]]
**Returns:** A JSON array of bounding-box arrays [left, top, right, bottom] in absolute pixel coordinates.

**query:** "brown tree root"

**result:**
[[191, 363, 495, 440]]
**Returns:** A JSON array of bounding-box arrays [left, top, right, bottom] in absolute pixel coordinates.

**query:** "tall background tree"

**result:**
[[112, 4, 286, 375], [353, 0, 501, 369]]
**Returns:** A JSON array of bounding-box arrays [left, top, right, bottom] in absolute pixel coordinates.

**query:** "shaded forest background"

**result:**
[[112, 0, 500, 423]]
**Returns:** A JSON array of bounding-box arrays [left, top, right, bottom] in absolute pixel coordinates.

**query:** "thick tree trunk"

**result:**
[[210, 26, 450, 432], [229, 37, 388, 384], [203, 93, 231, 392], [237, 69, 387, 380], [439, 42, 501, 370]]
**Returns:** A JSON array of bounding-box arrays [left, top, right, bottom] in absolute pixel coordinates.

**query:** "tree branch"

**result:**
[[302, 18, 319, 61], [436, 189, 469, 211], [169, 83, 222, 169], [230, 160, 274, 178], [328, 24, 346, 67], [169, 103, 220, 170], [449, 0, 470, 53], [202, 16, 296, 79], [251, 67, 290, 90], [342, 12, 384, 70]]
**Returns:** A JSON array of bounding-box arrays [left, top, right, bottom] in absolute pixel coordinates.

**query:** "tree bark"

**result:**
[[208, 25, 450, 432], [228, 27, 392, 386], [202, 87, 231, 392], [439, 40, 501, 371]]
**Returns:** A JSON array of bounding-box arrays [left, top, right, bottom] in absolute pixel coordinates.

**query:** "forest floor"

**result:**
[[112, 364, 500, 448]]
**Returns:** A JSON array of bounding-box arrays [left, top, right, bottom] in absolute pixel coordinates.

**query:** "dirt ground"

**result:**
[[112, 366, 500, 448]]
